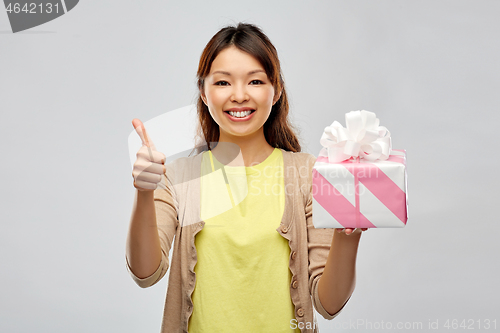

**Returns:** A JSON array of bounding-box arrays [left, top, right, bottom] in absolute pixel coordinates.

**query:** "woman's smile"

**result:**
[[224, 109, 256, 121]]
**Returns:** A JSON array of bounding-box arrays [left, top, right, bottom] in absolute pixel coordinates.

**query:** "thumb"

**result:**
[[132, 118, 156, 150]]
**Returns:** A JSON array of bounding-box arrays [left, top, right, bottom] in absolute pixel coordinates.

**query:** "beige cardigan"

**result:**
[[126, 148, 349, 332]]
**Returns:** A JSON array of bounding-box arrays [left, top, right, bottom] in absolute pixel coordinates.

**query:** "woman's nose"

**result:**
[[230, 84, 249, 103]]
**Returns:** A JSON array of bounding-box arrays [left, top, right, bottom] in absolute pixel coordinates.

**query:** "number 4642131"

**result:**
[[6, 2, 60, 14], [443, 319, 497, 330]]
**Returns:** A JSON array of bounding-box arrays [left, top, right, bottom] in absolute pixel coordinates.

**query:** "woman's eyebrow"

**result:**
[[212, 69, 265, 76]]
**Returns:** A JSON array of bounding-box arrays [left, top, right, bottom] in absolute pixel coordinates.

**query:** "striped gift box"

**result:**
[[312, 149, 408, 228]]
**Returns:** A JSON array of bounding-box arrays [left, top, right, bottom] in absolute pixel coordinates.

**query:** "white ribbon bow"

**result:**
[[319, 110, 392, 163]]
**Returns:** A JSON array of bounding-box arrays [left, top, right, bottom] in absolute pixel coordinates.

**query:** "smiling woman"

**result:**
[[127, 22, 363, 333], [192, 23, 302, 166]]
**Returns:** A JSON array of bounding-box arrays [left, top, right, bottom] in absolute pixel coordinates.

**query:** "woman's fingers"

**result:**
[[335, 228, 369, 235], [132, 118, 147, 145], [132, 118, 157, 150], [136, 145, 166, 164], [131, 118, 166, 191], [132, 163, 164, 182]]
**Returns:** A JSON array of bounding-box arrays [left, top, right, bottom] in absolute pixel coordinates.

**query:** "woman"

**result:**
[[127, 22, 366, 333]]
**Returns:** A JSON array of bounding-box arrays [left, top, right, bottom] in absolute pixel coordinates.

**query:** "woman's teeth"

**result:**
[[228, 110, 253, 118]]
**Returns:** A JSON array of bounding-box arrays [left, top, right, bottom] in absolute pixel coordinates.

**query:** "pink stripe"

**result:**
[[387, 149, 406, 164], [316, 152, 406, 165], [344, 163, 407, 223], [353, 158, 360, 228], [312, 169, 376, 228]]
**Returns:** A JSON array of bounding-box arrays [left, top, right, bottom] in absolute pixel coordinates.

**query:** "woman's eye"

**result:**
[[215, 81, 229, 86], [250, 80, 264, 85]]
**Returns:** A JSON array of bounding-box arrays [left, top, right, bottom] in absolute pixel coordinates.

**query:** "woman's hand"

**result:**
[[131, 118, 166, 191], [335, 228, 368, 236]]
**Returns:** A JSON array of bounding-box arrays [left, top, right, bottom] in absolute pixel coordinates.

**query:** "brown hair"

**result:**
[[190, 22, 302, 156]]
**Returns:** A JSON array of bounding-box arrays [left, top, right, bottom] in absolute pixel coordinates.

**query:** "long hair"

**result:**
[[189, 22, 302, 156]]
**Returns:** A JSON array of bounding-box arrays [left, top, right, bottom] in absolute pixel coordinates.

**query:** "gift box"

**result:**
[[312, 111, 408, 228]]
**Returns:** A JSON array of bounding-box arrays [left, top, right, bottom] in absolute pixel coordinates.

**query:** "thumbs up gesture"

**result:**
[[131, 119, 167, 191]]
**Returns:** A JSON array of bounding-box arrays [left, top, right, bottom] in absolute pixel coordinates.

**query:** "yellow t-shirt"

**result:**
[[189, 147, 300, 332]]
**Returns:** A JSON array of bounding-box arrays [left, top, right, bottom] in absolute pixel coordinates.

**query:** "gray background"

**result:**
[[1, 1, 498, 332]]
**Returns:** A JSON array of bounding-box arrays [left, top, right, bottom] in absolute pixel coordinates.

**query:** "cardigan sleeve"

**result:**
[[126, 164, 179, 288], [305, 154, 350, 320]]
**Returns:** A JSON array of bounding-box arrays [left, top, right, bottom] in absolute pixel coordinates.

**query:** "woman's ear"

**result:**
[[200, 89, 208, 106], [273, 89, 282, 105]]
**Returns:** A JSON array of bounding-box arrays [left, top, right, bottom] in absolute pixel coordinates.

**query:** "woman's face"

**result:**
[[201, 45, 280, 142]]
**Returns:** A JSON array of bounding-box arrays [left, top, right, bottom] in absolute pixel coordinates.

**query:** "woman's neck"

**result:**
[[211, 131, 275, 167]]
